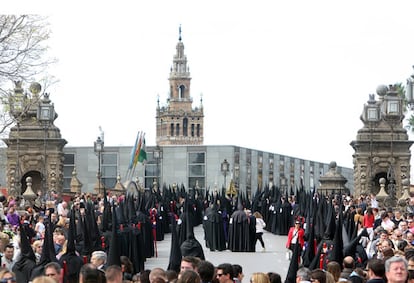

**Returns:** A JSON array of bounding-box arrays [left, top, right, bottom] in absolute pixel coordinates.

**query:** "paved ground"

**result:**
[[145, 225, 291, 281]]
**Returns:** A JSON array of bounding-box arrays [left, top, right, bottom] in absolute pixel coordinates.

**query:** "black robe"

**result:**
[[13, 223, 37, 283], [59, 208, 84, 283], [278, 201, 292, 235], [248, 214, 256, 251], [203, 206, 226, 251], [227, 209, 250, 252]]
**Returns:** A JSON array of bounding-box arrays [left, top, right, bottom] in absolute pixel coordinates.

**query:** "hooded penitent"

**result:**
[[13, 222, 37, 282], [285, 238, 301, 283], [203, 199, 226, 251], [227, 196, 251, 252], [59, 207, 84, 283], [106, 204, 121, 267], [180, 195, 205, 259], [30, 217, 58, 280], [167, 213, 182, 273]]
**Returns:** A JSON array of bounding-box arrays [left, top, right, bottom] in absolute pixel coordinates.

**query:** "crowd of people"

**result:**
[[0, 185, 286, 283], [0, 184, 412, 283]]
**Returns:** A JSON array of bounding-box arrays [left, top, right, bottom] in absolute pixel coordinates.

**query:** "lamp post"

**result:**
[[221, 159, 230, 189], [37, 92, 54, 193], [154, 147, 162, 187], [94, 136, 104, 195], [406, 66, 414, 109]]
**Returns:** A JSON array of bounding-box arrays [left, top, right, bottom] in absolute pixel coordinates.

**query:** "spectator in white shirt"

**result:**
[[253, 211, 266, 251], [1, 244, 15, 270], [56, 201, 69, 217]]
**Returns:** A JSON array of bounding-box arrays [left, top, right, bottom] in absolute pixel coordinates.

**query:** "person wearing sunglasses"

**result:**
[[0, 269, 16, 283], [286, 220, 305, 252], [216, 263, 233, 283]]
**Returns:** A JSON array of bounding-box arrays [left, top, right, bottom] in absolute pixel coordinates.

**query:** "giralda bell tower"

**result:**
[[156, 27, 204, 146]]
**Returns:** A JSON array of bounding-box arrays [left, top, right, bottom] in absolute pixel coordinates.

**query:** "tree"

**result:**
[[0, 15, 56, 137]]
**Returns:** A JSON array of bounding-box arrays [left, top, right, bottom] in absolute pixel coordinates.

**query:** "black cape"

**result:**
[[227, 209, 251, 252]]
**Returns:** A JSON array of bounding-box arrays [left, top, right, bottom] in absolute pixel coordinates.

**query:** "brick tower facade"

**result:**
[[156, 27, 204, 146]]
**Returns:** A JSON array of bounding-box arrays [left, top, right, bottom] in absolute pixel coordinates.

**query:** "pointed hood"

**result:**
[[80, 207, 92, 256], [101, 186, 110, 232], [302, 198, 317, 267], [185, 197, 194, 239], [180, 197, 205, 260], [59, 207, 84, 283], [284, 238, 301, 283], [31, 217, 58, 279], [13, 222, 36, 283], [107, 205, 121, 266], [167, 213, 182, 273], [329, 201, 344, 264], [126, 194, 137, 223], [66, 208, 77, 254], [343, 228, 369, 257], [86, 201, 102, 251], [323, 196, 336, 240], [236, 193, 243, 211], [314, 194, 326, 241]]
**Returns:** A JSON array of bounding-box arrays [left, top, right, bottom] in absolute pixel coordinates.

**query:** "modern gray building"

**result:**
[[0, 143, 354, 197], [60, 144, 354, 197]]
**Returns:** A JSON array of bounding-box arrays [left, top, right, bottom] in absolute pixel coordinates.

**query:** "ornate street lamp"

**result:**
[[94, 136, 104, 195], [37, 91, 55, 193], [406, 66, 414, 110], [221, 159, 230, 189], [154, 147, 162, 187]]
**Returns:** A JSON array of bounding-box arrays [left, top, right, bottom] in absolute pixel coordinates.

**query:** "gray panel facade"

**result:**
[[0, 145, 354, 197]]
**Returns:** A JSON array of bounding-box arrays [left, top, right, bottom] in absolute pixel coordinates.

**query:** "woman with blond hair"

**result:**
[[0, 269, 15, 282], [250, 272, 270, 283], [325, 271, 335, 283], [32, 239, 43, 264]]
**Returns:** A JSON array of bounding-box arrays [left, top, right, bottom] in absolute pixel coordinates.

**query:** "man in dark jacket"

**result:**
[[339, 256, 355, 281], [366, 258, 386, 283]]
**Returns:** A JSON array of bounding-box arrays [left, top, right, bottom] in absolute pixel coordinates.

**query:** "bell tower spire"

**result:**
[[156, 26, 204, 146]]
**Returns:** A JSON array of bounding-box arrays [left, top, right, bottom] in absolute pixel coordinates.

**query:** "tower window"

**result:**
[[191, 124, 195, 137], [170, 123, 174, 136], [179, 85, 185, 99], [183, 118, 188, 137], [197, 124, 200, 137], [176, 123, 180, 136]]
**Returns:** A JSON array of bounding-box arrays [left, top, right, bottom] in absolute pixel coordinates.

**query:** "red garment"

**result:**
[[286, 227, 305, 249], [363, 213, 374, 228]]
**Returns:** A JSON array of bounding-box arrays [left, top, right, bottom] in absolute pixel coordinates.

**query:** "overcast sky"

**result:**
[[5, 1, 414, 174]]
